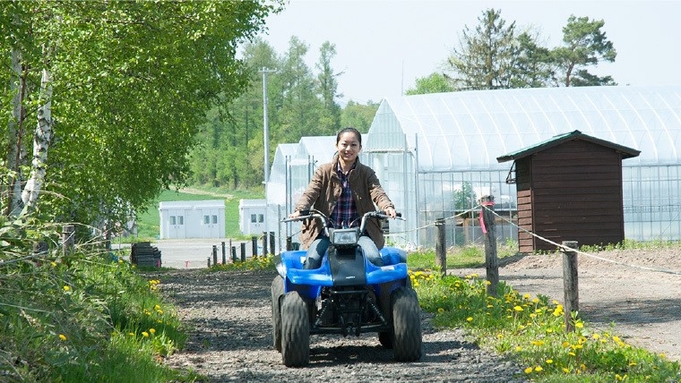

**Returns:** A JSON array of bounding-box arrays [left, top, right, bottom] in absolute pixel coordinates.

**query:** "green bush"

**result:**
[[0, 217, 196, 382]]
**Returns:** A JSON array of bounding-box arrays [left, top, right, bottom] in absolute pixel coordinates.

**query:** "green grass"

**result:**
[[135, 187, 263, 241], [407, 240, 519, 270], [411, 245, 681, 382], [0, 246, 199, 382]]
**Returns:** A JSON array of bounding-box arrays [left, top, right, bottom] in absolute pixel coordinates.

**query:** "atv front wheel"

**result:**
[[378, 331, 393, 349], [391, 287, 422, 362], [271, 275, 284, 352], [281, 291, 310, 367]]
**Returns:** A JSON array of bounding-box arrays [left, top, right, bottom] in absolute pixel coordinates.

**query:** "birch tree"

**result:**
[[1, 1, 282, 229]]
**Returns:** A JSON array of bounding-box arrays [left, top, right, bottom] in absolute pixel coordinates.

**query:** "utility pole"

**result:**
[[260, 67, 276, 252]]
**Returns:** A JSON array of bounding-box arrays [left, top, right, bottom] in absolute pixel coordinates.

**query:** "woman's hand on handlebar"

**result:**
[[288, 211, 301, 219], [384, 206, 397, 219]]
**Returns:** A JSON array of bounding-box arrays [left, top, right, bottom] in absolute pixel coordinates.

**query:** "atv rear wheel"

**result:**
[[270, 275, 284, 352], [281, 291, 310, 367], [391, 287, 422, 362]]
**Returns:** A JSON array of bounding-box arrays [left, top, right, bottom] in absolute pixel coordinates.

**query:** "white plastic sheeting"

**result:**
[[370, 86, 681, 172], [364, 86, 681, 245]]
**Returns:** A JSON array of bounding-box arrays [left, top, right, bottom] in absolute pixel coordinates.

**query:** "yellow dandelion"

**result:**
[[51, 261, 57, 267], [437, 308, 445, 314], [149, 328, 156, 334], [523, 293, 531, 299], [534, 366, 543, 372], [128, 332, 135, 336], [546, 359, 553, 364], [575, 321, 584, 329], [515, 346, 522, 352], [466, 317, 473, 322], [562, 367, 570, 373], [142, 331, 149, 337], [524, 367, 533, 374], [592, 333, 601, 340], [63, 285, 70, 292], [532, 298, 539, 303], [59, 334, 67, 341], [154, 304, 161, 310], [513, 305, 523, 312]]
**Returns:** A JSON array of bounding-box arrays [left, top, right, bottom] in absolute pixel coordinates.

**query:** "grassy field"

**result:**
[[135, 187, 263, 241]]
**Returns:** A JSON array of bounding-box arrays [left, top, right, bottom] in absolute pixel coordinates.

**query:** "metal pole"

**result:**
[[260, 68, 276, 242]]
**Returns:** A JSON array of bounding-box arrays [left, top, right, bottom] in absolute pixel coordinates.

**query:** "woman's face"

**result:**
[[336, 132, 361, 164]]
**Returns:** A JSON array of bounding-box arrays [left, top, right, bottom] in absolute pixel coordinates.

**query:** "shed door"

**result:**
[[202, 208, 220, 238], [167, 209, 186, 239]]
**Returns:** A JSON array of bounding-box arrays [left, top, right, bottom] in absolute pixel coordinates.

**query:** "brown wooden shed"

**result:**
[[497, 130, 640, 253]]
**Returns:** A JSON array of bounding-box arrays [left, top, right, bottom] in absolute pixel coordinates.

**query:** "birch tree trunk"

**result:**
[[21, 66, 53, 214], [4, 47, 26, 217]]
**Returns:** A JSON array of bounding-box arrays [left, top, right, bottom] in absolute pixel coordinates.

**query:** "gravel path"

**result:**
[[158, 269, 528, 383]]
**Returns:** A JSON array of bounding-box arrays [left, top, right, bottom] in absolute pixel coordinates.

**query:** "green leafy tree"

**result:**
[[454, 182, 476, 211], [405, 73, 455, 95], [441, 10, 616, 91], [340, 100, 379, 133], [552, 15, 617, 86], [445, 9, 518, 90], [509, 31, 554, 88], [275, 36, 324, 144], [316, 41, 343, 135], [1, 1, 281, 230]]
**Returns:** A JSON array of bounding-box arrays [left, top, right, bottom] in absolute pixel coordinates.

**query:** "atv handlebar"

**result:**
[[282, 209, 403, 236]]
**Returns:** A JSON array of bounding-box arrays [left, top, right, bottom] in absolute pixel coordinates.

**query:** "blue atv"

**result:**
[[271, 209, 422, 367]]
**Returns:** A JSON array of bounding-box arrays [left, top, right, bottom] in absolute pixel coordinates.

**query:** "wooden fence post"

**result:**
[[562, 240, 579, 332], [240, 242, 246, 262], [435, 218, 446, 275], [480, 196, 499, 297], [252, 236, 258, 257], [262, 232, 268, 255], [221, 241, 226, 264], [62, 224, 75, 255], [269, 231, 275, 255], [212, 245, 218, 266]]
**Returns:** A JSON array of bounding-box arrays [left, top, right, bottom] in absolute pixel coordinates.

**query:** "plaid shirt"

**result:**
[[330, 162, 359, 228]]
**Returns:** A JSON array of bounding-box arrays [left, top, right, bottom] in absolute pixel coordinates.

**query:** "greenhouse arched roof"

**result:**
[[367, 86, 681, 172]]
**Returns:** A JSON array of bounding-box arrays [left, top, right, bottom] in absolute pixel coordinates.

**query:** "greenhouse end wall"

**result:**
[[623, 165, 681, 241]]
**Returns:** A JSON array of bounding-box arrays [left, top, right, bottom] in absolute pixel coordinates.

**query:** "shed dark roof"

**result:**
[[496, 130, 641, 163]]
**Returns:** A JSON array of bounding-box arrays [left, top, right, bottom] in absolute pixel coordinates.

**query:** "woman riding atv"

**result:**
[[288, 127, 397, 269]]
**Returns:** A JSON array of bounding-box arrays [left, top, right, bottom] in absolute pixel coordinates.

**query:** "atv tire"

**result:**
[[391, 287, 422, 362], [271, 275, 284, 352], [281, 291, 310, 367], [378, 331, 393, 349]]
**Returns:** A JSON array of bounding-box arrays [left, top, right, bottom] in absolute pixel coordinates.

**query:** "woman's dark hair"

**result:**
[[336, 127, 362, 144]]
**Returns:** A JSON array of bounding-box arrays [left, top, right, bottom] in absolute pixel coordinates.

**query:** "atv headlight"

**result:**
[[330, 228, 358, 246]]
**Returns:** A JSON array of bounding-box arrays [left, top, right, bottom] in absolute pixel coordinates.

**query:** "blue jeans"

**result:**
[[304, 235, 383, 269]]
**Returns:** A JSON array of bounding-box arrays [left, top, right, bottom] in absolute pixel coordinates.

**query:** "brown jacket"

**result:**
[[295, 155, 394, 250]]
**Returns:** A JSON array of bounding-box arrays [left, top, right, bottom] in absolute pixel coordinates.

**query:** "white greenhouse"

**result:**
[[265, 86, 681, 250], [266, 136, 337, 252]]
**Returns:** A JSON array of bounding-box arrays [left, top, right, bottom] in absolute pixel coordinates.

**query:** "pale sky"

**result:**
[[259, 0, 681, 104]]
